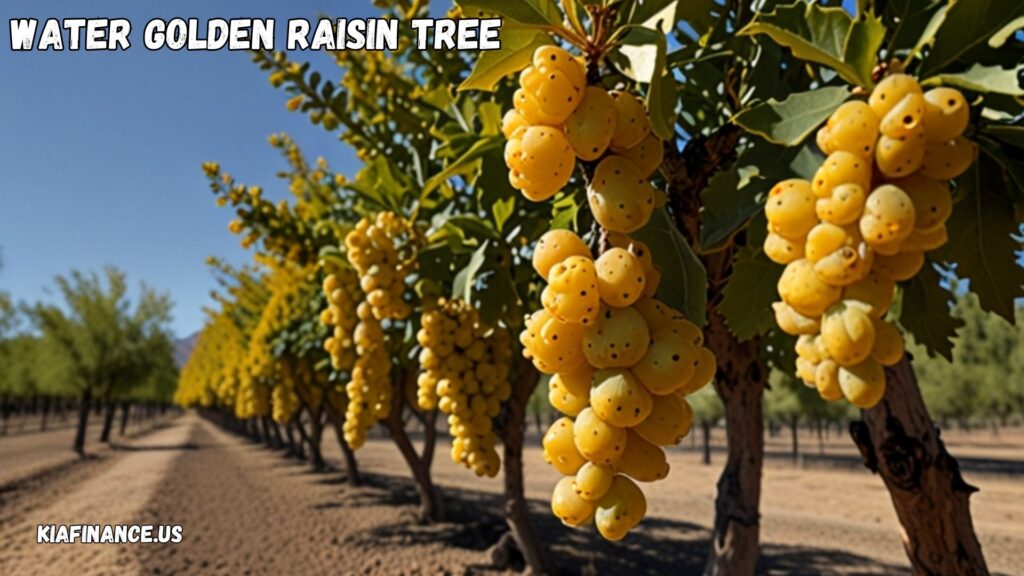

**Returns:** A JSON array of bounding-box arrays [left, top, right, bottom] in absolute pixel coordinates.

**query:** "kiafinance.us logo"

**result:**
[[36, 525, 183, 544]]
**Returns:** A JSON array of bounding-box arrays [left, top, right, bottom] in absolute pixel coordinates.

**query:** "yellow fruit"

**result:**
[[618, 133, 664, 177], [595, 248, 646, 308], [633, 392, 693, 446], [873, 250, 925, 281], [843, 274, 896, 318], [821, 303, 876, 366], [812, 151, 872, 199], [506, 126, 576, 201], [922, 87, 969, 142], [588, 156, 656, 233], [544, 255, 601, 325], [901, 225, 948, 252], [565, 86, 617, 161], [590, 369, 653, 427], [860, 184, 916, 250], [595, 475, 647, 541], [574, 462, 615, 501], [520, 309, 587, 374], [805, 222, 873, 286], [661, 318, 705, 348], [796, 356, 818, 384], [772, 301, 821, 336], [871, 319, 905, 366], [869, 74, 923, 119], [609, 91, 651, 149], [632, 298, 679, 332], [615, 430, 669, 482], [551, 476, 596, 527], [919, 136, 975, 180], [573, 407, 627, 465], [880, 93, 926, 138], [543, 417, 587, 475], [839, 360, 886, 408], [766, 179, 817, 239], [549, 372, 590, 416], [678, 346, 716, 395], [896, 174, 951, 231], [824, 100, 879, 157], [875, 129, 927, 178], [816, 183, 867, 226], [764, 231, 806, 264], [583, 307, 651, 368], [815, 359, 843, 400], [532, 229, 591, 281], [533, 45, 586, 89], [633, 329, 698, 394], [796, 334, 825, 363], [777, 259, 842, 318], [501, 109, 528, 140]]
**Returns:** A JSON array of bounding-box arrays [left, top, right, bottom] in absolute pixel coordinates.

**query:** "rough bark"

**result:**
[[501, 359, 554, 575], [327, 407, 362, 486], [850, 356, 989, 575], [119, 402, 130, 436], [702, 421, 712, 465], [703, 309, 767, 576], [100, 400, 116, 443], [790, 415, 799, 464], [665, 125, 765, 575], [385, 371, 444, 523], [74, 389, 92, 456]]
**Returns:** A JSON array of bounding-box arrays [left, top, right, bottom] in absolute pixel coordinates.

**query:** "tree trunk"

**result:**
[[501, 360, 554, 575], [40, 396, 51, 432], [119, 402, 130, 436], [100, 400, 116, 443], [385, 371, 444, 523], [307, 407, 327, 472], [703, 308, 767, 576], [790, 415, 799, 464], [702, 421, 712, 465], [74, 389, 92, 456], [849, 356, 989, 575], [327, 407, 361, 486]]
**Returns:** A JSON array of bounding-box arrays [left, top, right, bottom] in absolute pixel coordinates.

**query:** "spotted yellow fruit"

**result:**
[[777, 259, 842, 318], [595, 248, 646, 308], [812, 151, 872, 199], [618, 133, 665, 177], [506, 126, 576, 201], [871, 319, 905, 366], [544, 255, 600, 325], [633, 329, 698, 395], [922, 87, 969, 143], [823, 100, 879, 157], [919, 136, 975, 180], [839, 360, 886, 408], [860, 184, 916, 251], [772, 301, 821, 336], [587, 156, 656, 233], [583, 306, 651, 368], [869, 74, 923, 120], [766, 179, 817, 240], [633, 392, 693, 446], [590, 369, 653, 427], [520, 309, 587, 374], [821, 303, 876, 367], [573, 407, 627, 466], [879, 93, 926, 139], [609, 91, 651, 149], [594, 475, 647, 541], [552, 476, 595, 527], [816, 183, 866, 226], [565, 86, 617, 161], [543, 417, 586, 475], [615, 430, 669, 482], [532, 229, 591, 281], [573, 462, 615, 501]]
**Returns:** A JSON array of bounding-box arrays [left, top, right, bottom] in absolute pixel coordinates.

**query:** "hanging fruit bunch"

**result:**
[[765, 72, 975, 408], [503, 44, 714, 541], [416, 298, 513, 477], [319, 211, 419, 449]]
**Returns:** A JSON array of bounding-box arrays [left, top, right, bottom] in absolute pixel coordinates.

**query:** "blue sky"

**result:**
[[0, 1, 377, 337]]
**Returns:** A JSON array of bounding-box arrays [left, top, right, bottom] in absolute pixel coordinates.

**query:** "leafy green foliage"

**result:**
[[924, 63, 1024, 96], [718, 249, 783, 341], [733, 86, 849, 146], [459, 30, 551, 92], [900, 265, 964, 360], [634, 209, 707, 325], [919, 0, 1024, 77], [739, 2, 884, 88]]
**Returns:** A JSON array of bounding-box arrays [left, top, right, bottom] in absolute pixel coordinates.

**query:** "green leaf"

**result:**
[[458, 30, 551, 93], [923, 63, 1024, 96], [733, 86, 849, 146], [648, 71, 678, 141], [699, 140, 804, 250], [452, 241, 490, 302], [717, 249, 783, 341], [900, 264, 963, 360], [629, 0, 681, 34], [633, 208, 707, 325], [739, 2, 884, 88], [884, 0, 945, 56], [455, 0, 564, 26], [920, 0, 1024, 77], [984, 125, 1024, 149], [492, 196, 516, 232], [935, 154, 1024, 323], [615, 27, 668, 87], [421, 136, 502, 199], [990, 15, 1024, 48]]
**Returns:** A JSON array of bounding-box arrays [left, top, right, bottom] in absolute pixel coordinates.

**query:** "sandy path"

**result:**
[[0, 417, 193, 574]]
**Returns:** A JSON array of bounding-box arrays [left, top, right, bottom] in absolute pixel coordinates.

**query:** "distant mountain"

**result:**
[[173, 332, 199, 368]]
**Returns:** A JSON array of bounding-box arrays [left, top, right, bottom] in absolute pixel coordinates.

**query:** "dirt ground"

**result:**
[[0, 413, 1021, 575]]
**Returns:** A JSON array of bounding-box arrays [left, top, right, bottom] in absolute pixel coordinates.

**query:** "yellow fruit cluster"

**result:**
[[416, 298, 514, 477], [766, 74, 974, 408], [320, 270, 359, 371], [345, 212, 418, 321], [343, 300, 393, 449], [502, 45, 666, 215], [524, 230, 712, 541]]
